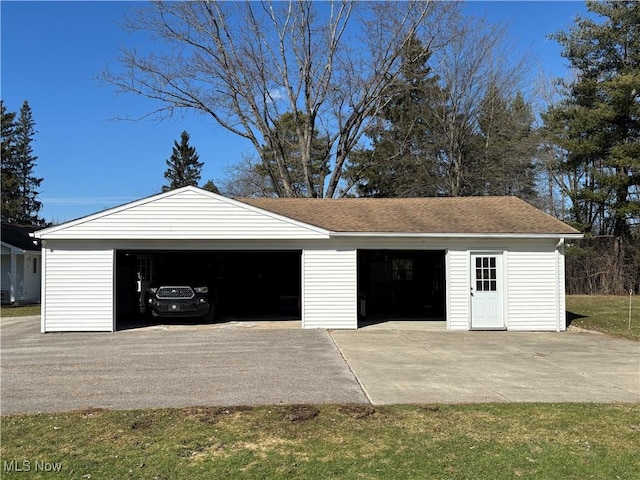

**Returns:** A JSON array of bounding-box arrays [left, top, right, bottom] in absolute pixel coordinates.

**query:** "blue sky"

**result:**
[[1, 1, 589, 223]]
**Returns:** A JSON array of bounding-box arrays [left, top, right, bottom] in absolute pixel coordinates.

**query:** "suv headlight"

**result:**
[[194, 286, 208, 294]]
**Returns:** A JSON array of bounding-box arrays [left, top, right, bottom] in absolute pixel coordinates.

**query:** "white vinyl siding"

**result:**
[[447, 249, 470, 330], [41, 189, 327, 241], [43, 245, 113, 332], [36, 237, 567, 332], [303, 248, 357, 329], [506, 249, 560, 331], [35, 187, 572, 333]]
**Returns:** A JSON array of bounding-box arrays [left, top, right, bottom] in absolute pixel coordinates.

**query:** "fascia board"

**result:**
[[329, 232, 585, 240]]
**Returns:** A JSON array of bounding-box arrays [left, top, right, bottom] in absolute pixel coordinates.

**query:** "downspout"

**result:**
[[40, 240, 47, 333], [555, 238, 565, 332]]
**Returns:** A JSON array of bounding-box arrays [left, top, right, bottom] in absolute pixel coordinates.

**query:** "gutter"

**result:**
[[330, 232, 584, 240]]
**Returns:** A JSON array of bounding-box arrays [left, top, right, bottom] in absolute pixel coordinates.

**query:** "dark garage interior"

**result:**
[[115, 250, 301, 329], [357, 250, 446, 326]]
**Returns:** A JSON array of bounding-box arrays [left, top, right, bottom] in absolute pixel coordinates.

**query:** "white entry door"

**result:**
[[470, 253, 504, 329]]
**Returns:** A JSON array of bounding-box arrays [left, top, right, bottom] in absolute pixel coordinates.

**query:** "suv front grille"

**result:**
[[156, 286, 194, 299]]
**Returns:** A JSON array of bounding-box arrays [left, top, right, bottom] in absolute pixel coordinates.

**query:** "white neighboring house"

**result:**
[[1, 223, 42, 305], [33, 186, 582, 333]]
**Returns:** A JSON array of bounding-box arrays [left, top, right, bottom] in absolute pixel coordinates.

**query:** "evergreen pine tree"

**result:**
[[345, 33, 539, 200], [542, 0, 640, 295], [1, 100, 44, 225], [344, 34, 445, 197], [202, 179, 220, 194], [257, 112, 330, 197], [162, 131, 203, 192], [14, 101, 44, 225], [542, 0, 640, 237], [475, 89, 538, 200], [1, 101, 20, 222]]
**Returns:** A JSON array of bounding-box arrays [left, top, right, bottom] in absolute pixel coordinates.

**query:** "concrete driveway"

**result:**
[[331, 329, 640, 404], [2, 316, 638, 414]]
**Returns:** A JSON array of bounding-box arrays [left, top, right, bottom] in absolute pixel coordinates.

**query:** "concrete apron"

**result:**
[[330, 329, 640, 404]]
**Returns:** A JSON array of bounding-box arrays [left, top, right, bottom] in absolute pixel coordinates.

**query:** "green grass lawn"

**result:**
[[1, 404, 638, 479], [0, 304, 41, 317], [566, 295, 639, 341]]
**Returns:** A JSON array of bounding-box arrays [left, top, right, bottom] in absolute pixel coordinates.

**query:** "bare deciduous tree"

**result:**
[[343, 13, 536, 199], [219, 155, 274, 198], [101, 0, 458, 197], [427, 16, 532, 196]]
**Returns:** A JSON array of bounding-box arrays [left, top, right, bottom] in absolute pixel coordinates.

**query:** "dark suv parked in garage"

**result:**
[[145, 282, 213, 321]]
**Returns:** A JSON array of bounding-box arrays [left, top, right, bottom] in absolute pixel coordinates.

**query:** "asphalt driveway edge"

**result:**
[[1, 317, 369, 414]]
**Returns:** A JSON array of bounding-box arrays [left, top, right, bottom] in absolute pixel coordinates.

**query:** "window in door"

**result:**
[[475, 256, 497, 292]]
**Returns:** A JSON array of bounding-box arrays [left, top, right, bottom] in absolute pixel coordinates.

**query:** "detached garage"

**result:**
[[34, 186, 581, 333]]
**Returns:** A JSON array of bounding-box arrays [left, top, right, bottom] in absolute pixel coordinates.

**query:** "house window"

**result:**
[[392, 258, 413, 281], [33, 257, 38, 275], [475, 257, 496, 291]]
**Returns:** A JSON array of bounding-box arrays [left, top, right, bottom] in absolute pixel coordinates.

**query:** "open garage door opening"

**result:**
[[357, 250, 446, 327], [115, 250, 301, 330]]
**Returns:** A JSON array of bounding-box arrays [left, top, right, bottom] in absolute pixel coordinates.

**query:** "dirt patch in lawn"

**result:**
[[284, 404, 319, 422]]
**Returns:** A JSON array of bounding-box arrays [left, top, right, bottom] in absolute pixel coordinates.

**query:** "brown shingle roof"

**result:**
[[238, 196, 580, 235]]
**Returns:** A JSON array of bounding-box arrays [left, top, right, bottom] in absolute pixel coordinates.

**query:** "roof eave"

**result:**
[[329, 232, 584, 239]]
